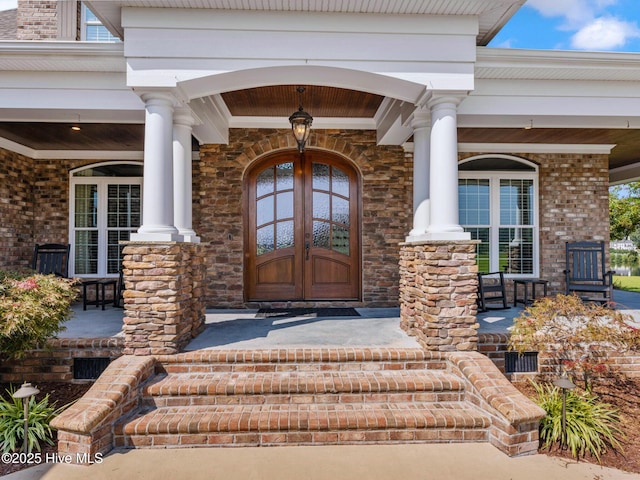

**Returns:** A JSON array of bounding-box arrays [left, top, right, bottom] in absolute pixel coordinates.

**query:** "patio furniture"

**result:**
[[477, 272, 509, 312], [32, 243, 70, 277], [513, 278, 548, 306], [564, 241, 614, 304], [82, 278, 118, 311]]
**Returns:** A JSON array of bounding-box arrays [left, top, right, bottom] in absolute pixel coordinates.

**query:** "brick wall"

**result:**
[[0, 149, 34, 270], [0, 338, 124, 383], [460, 152, 610, 295], [196, 128, 411, 308], [16, 0, 58, 40]]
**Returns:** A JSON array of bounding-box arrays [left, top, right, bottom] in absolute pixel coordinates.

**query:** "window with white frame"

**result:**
[[70, 163, 142, 277], [458, 156, 538, 276], [81, 4, 120, 42]]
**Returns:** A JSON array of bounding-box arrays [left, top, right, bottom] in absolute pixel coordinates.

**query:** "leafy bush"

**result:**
[[509, 294, 640, 390], [0, 271, 77, 360], [0, 386, 67, 453], [532, 381, 624, 462]]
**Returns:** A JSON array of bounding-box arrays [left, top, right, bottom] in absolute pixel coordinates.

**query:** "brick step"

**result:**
[[115, 402, 490, 448], [155, 348, 445, 374], [142, 370, 465, 407]]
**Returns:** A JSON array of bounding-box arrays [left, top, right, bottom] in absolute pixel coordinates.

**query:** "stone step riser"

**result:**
[[141, 391, 465, 408], [159, 361, 443, 374], [115, 428, 488, 449]]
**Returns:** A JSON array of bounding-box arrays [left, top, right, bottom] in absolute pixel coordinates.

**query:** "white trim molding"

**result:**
[[458, 143, 615, 155]]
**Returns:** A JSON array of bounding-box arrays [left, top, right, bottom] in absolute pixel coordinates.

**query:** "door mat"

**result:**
[[255, 308, 360, 318]]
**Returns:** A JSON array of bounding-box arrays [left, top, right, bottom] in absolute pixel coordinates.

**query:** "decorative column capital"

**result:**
[[137, 89, 181, 108], [173, 107, 196, 128], [427, 91, 468, 110]]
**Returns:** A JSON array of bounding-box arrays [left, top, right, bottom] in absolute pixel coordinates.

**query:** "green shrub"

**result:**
[[0, 272, 77, 360], [509, 294, 640, 390], [0, 386, 67, 453], [532, 381, 624, 462]]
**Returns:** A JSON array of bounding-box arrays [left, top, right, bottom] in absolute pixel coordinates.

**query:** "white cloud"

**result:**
[[526, 0, 616, 28], [571, 17, 640, 49], [0, 0, 17, 11]]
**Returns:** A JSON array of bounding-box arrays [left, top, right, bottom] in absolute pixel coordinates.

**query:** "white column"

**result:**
[[426, 96, 470, 240], [131, 92, 180, 241], [173, 108, 200, 243], [406, 111, 431, 242]]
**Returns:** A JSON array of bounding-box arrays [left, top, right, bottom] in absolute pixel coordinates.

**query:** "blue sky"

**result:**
[[490, 0, 640, 52], [1, 0, 639, 52]]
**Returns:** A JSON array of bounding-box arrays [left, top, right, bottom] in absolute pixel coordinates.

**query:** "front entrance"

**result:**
[[245, 150, 360, 301]]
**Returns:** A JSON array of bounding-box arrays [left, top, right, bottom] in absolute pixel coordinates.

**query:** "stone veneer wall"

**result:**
[[16, 0, 58, 40], [399, 241, 479, 351], [195, 128, 411, 308], [121, 242, 206, 355]]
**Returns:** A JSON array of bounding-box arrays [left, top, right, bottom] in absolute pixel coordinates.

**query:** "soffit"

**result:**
[[85, 0, 524, 44]]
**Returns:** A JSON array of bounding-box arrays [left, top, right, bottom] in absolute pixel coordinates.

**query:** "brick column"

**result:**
[[399, 240, 479, 351], [121, 242, 206, 355]]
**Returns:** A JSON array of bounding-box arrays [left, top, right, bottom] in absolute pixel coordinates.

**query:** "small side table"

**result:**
[[513, 278, 549, 307], [82, 279, 118, 310]]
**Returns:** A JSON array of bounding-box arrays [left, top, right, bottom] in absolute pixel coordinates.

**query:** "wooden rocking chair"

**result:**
[[477, 271, 509, 312], [564, 241, 614, 304], [32, 243, 70, 278]]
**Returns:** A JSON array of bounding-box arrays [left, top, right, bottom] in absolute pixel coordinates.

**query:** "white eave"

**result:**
[[476, 47, 640, 81], [85, 0, 525, 44], [0, 41, 125, 72]]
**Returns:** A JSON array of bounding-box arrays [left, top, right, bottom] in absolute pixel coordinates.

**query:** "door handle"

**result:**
[[305, 241, 310, 260]]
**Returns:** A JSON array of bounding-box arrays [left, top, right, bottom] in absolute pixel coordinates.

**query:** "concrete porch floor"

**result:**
[[61, 289, 640, 345]]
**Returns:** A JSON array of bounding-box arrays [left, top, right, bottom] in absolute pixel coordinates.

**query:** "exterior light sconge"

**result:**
[[289, 86, 313, 153], [12, 382, 40, 453], [71, 125, 81, 131], [524, 120, 533, 130]]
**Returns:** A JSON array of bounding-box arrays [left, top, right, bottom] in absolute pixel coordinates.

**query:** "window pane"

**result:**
[[465, 227, 490, 273], [275, 163, 294, 191], [332, 167, 349, 198], [458, 179, 490, 225], [276, 191, 293, 220], [313, 221, 330, 248], [276, 221, 294, 250], [500, 179, 534, 226], [75, 230, 98, 275], [108, 184, 141, 228], [500, 227, 534, 274], [312, 163, 330, 191], [257, 196, 274, 227], [332, 196, 350, 226], [332, 225, 349, 255], [313, 192, 330, 220], [74, 184, 97, 228], [107, 230, 130, 274], [257, 226, 274, 255], [257, 167, 274, 198]]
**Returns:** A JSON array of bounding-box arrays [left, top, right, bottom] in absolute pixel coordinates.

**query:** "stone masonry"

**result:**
[[121, 242, 206, 355], [399, 240, 480, 351]]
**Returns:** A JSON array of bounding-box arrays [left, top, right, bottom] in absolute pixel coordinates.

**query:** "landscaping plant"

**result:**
[[0, 386, 67, 453], [0, 271, 77, 361], [509, 294, 640, 390], [532, 381, 624, 462]]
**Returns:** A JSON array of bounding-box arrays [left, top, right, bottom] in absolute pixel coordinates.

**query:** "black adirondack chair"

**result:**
[[477, 271, 509, 312], [564, 241, 614, 304], [32, 243, 70, 277]]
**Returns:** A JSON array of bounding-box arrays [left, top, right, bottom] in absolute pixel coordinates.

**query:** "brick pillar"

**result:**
[[121, 242, 206, 355], [399, 240, 479, 351]]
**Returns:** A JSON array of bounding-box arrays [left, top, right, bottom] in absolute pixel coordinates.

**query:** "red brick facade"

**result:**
[[0, 143, 611, 307], [16, 0, 58, 40]]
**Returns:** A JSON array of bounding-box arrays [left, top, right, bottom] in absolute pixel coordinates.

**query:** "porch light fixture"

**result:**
[[524, 120, 533, 130], [71, 125, 81, 131], [289, 86, 313, 152], [12, 382, 40, 453]]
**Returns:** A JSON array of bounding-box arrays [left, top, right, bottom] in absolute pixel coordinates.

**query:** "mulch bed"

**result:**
[[1, 377, 639, 476]]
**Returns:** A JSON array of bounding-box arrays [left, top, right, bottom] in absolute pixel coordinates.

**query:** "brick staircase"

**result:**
[[53, 348, 545, 463], [113, 348, 491, 448]]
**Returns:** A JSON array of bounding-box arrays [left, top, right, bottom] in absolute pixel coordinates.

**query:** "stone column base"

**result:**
[[121, 241, 206, 355], [399, 240, 480, 351]]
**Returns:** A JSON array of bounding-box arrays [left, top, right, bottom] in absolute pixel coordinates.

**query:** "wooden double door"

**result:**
[[245, 150, 360, 301]]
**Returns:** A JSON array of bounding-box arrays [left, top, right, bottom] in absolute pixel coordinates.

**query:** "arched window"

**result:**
[[458, 155, 538, 276], [69, 162, 143, 277]]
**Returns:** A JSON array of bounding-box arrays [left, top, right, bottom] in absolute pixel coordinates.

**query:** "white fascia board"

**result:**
[[457, 114, 640, 130], [122, 8, 478, 36], [0, 109, 144, 123], [189, 96, 229, 144], [0, 136, 143, 160], [228, 116, 376, 130], [458, 143, 615, 155], [375, 97, 415, 145]]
